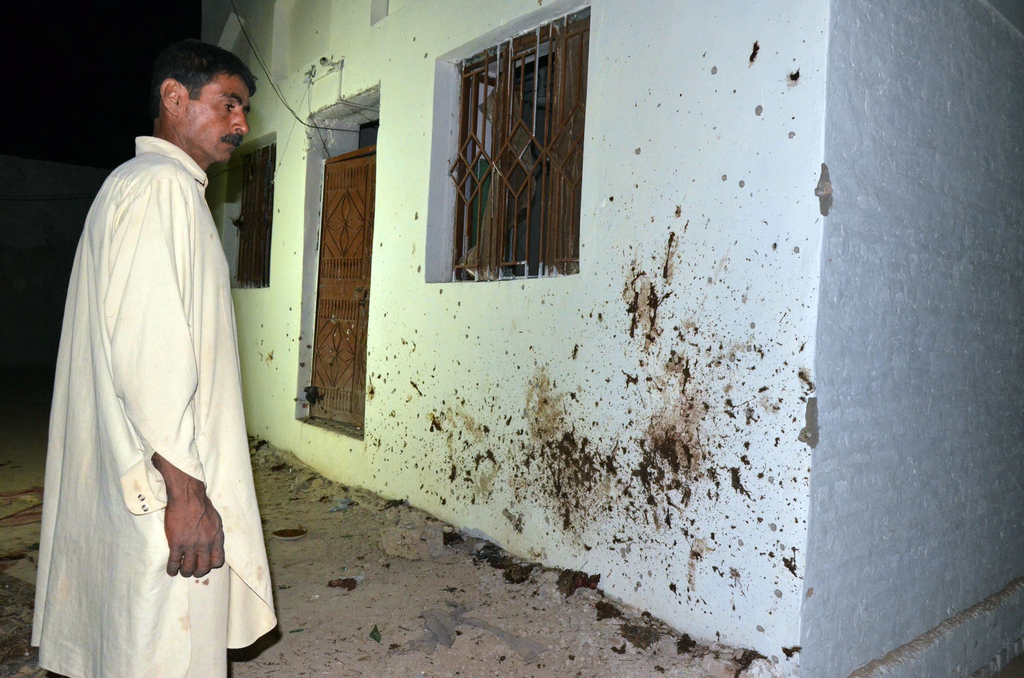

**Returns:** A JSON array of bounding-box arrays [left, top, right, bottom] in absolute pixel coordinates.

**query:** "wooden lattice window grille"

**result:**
[[450, 8, 589, 281], [235, 143, 276, 288]]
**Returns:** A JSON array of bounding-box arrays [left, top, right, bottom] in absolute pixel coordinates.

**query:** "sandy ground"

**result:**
[[231, 439, 777, 678], [0, 419, 775, 678], [3, 380, 1023, 678]]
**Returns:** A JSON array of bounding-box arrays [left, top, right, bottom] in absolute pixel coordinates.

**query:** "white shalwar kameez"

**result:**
[[32, 136, 276, 678]]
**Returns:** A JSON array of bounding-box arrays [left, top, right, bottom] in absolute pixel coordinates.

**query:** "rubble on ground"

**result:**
[[239, 436, 786, 678]]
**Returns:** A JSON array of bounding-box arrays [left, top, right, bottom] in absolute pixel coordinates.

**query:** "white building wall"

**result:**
[[204, 0, 829, 665], [802, 1, 1024, 676]]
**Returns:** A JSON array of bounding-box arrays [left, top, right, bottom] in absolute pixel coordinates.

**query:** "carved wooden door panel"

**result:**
[[310, 147, 376, 428]]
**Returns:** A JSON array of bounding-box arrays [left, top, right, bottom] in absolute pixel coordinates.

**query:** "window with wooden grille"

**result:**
[[450, 9, 589, 281], [234, 143, 276, 288]]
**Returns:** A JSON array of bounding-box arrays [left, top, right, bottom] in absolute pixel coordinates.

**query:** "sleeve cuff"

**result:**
[[119, 442, 205, 516], [120, 458, 167, 515]]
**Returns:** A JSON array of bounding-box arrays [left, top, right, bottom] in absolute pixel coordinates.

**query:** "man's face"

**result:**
[[175, 73, 251, 170]]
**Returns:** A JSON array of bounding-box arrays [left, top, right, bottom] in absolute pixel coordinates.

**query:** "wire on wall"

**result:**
[[227, 0, 378, 138]]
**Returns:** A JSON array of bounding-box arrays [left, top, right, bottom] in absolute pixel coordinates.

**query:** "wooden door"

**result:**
[[309, 147, 376, 429]]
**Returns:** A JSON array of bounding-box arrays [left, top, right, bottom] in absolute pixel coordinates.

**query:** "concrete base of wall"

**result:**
[[847, 578, 1024, 678]]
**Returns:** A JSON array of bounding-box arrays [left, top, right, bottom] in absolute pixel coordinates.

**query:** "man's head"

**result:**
[[150, 40, 257, 170]]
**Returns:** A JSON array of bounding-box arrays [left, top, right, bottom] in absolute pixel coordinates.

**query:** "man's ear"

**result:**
[[159, 78, 187, 118]]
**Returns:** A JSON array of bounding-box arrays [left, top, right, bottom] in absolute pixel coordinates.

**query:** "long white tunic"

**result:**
[[33, 137, 276, 678]]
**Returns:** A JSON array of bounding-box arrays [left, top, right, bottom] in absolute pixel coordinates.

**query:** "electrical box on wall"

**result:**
[[308, 57, 344, 112]]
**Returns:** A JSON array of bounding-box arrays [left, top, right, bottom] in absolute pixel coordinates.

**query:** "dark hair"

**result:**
[[149, 39, 257, 119]]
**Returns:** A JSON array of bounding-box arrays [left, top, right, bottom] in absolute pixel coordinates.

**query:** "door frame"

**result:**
[[306, 145, 377, 432], [292, 87, 381, 429]]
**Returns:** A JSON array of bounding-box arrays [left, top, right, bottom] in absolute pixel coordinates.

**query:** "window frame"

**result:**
[[447, 8, 590, 282], [234, 142, 277, 289]]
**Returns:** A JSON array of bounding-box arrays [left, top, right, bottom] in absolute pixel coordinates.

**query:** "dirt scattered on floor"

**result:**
[[678, 633, 698, 654], [502, 562, 536, 584], [240, 439, 788, 677], [595, 601, 623, 620], [327, 577, 359, 591], [621, 621, 661, 649], [0, 436, 783, 677], [557, 569, 602, 597]]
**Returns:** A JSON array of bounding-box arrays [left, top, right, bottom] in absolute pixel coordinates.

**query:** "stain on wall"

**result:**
[[205, 0, 831, 668]]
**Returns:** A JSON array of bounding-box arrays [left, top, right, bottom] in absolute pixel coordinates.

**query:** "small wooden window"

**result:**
[[235, 143, 276, 288], [450, 9, 590, 281]]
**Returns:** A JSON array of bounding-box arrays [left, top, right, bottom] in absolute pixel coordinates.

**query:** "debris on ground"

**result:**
[[595, 600, 623, 620], [38, 435, 779, 678], [620, 621, 660, 649], [556, 568, 601, 597], [502, 562, 535, 584], [2, 434, 788, 677], [700, 652, 741, 678], [326, 577, 359, 590], [471, 542, 535, 584], [398, 604, 547, 661], [327, 497, 355, 513], [678, 633, 698, 654], [380, 512, 444, 560], [471, 541, 510, 567], [736, 648, 769, 673]]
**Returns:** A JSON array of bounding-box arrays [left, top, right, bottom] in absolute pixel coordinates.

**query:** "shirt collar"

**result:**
[[135, 136, 209, 188]]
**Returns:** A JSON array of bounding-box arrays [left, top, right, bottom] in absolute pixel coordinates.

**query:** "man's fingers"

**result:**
[[211, 537, 226, 570], [179, 550, 198, 578], [166, 547, 184, 577], [193, 549, 212, 579]]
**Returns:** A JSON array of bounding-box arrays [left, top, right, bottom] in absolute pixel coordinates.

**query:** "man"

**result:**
[[32, 40, 276, 678]]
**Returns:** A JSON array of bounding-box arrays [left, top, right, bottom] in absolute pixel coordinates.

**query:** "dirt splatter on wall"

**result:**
[[212, 0, 830, 669]]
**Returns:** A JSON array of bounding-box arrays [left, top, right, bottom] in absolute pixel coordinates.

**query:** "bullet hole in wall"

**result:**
[[788, 69, 800, 85], [749, 41, 760, 64]]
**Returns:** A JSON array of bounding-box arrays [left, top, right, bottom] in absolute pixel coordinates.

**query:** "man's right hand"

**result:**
[[151, 453, 225, 578]]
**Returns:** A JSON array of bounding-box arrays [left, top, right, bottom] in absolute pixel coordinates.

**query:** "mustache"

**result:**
[[221, 134, 244, 148]]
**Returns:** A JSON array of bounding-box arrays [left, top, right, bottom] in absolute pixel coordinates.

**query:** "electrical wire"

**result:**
[[307, 80, 331, 155], [227, 0, 376, 135]]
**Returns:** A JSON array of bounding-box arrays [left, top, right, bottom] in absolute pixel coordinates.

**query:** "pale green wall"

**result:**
[[205, 0, 828, 668]]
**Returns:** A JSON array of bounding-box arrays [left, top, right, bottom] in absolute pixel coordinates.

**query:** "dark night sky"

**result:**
[[3, 2, 202, 170]]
